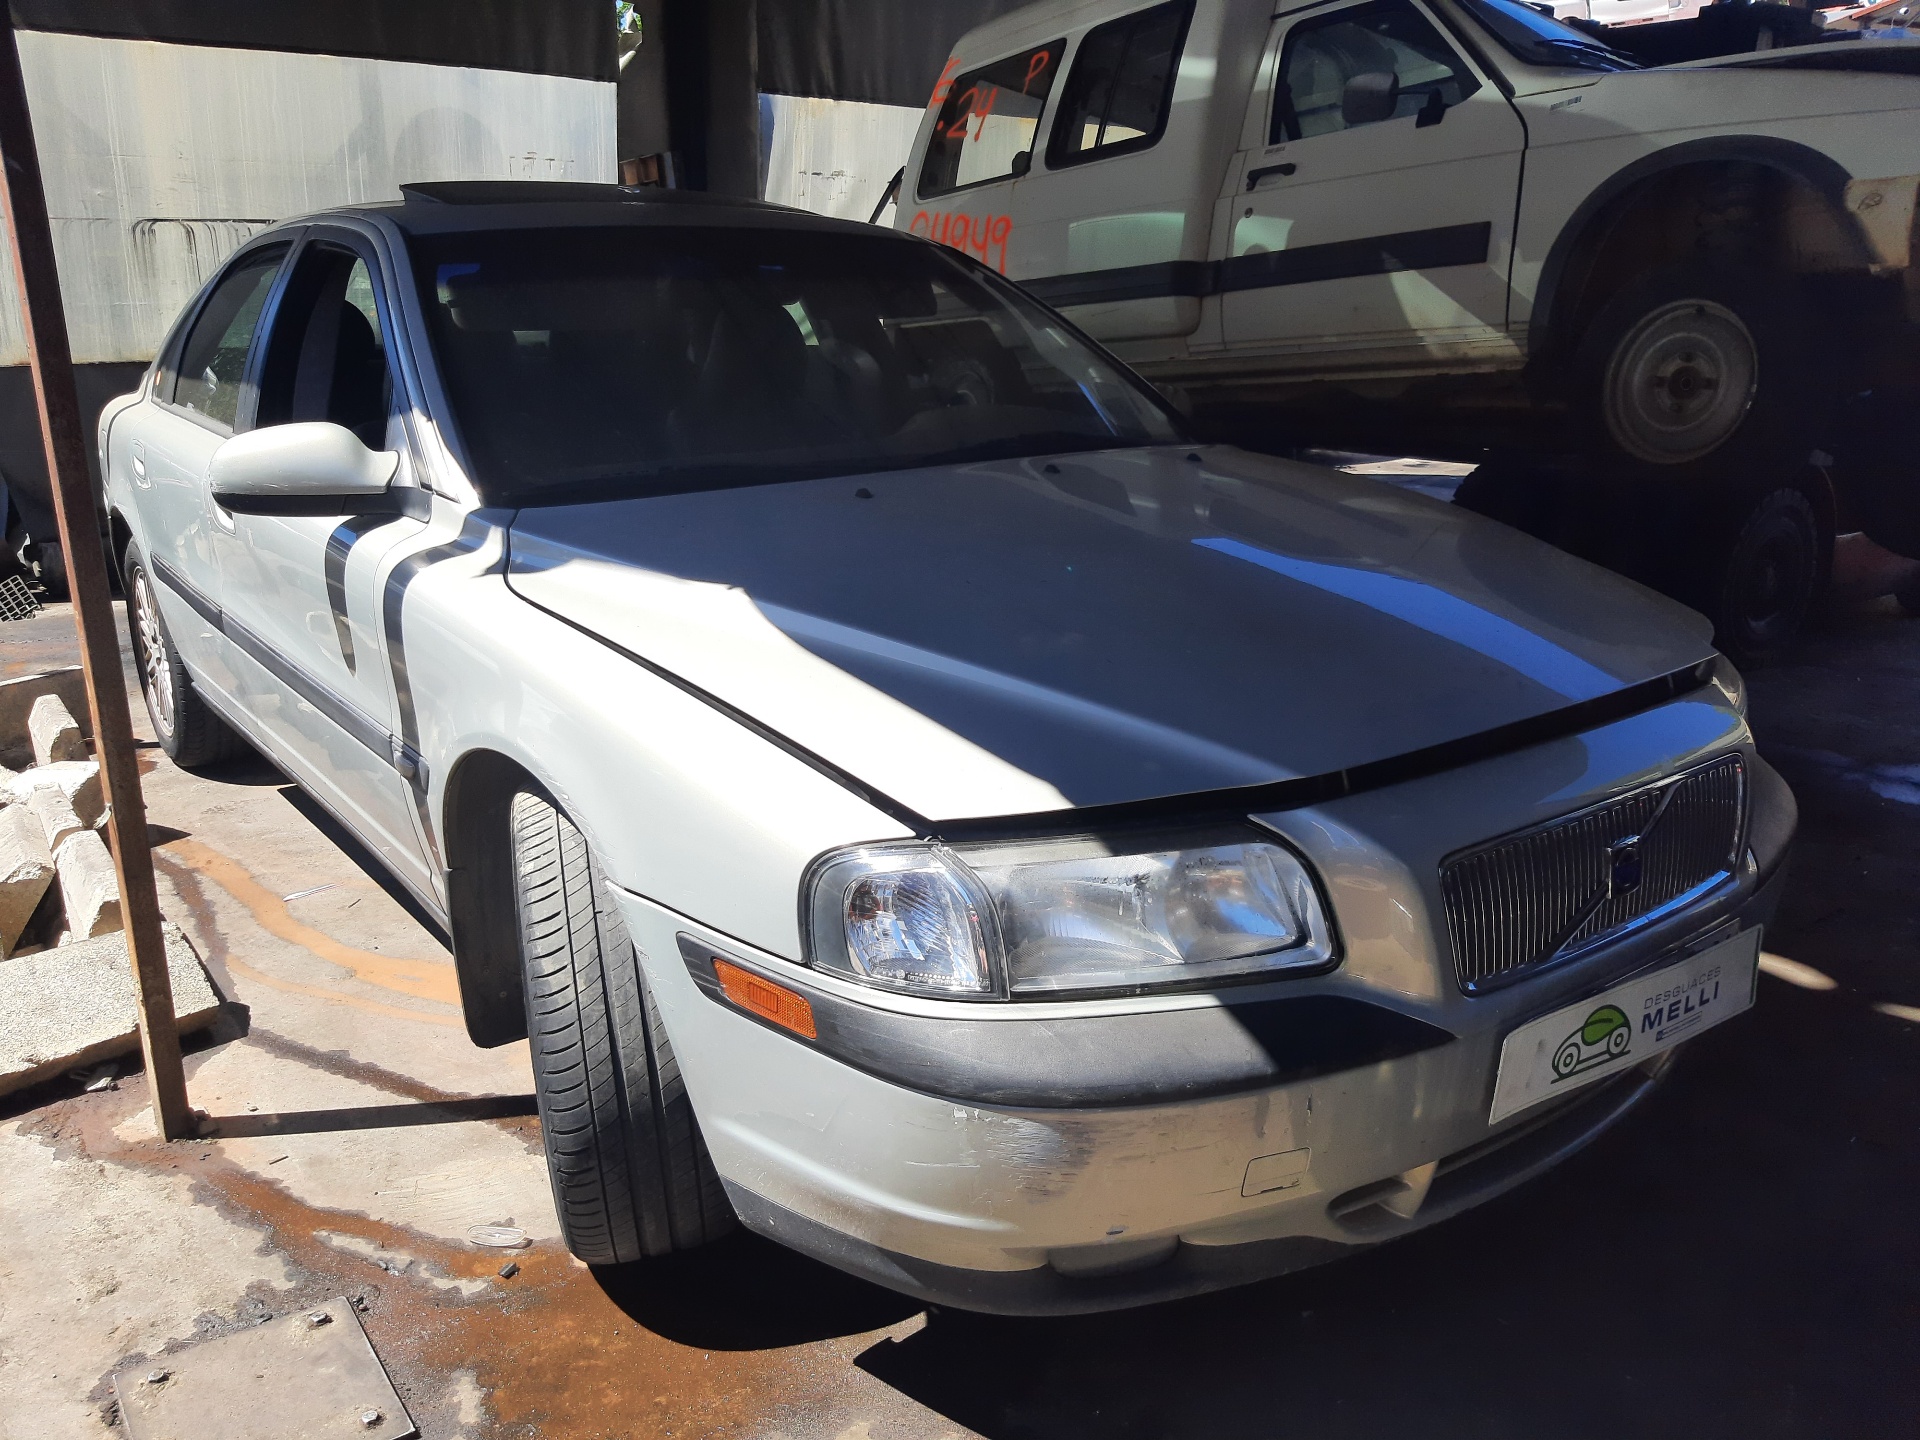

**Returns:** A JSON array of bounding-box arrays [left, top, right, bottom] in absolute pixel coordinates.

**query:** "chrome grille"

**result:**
[[1441, 756, 1746, 991]]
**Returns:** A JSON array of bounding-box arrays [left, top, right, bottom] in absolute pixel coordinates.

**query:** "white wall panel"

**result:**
[[763, 93, 923, 224], [0, 30, 615, 366]]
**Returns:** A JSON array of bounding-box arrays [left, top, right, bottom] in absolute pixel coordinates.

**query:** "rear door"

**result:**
[[210, 227, 438, 897], [136, 241, 291, 698], [1218, 0, 1524, 352]]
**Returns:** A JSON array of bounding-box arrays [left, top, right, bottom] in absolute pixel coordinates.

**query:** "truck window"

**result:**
[[1272, 0, 1480, 144], [1046, 0, 1192, 169], [919, 40, 1065, 198]]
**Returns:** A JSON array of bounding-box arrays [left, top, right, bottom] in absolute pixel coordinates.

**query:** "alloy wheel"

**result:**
[[132, 567, 176, 739]]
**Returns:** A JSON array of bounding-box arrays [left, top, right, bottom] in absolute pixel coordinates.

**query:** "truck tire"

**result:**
[[1574, 263, 1832, 481], [1698, 485, 1826, 668], [511, 786, 733, 1264], [122, 540, 245, 767]]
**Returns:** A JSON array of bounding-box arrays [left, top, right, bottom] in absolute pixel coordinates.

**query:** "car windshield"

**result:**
[[1455, 0, 1642, 72], [410, 224, 1184, 505]]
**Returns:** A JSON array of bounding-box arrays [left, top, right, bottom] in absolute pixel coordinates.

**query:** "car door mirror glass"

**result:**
[[1341, 71, 1400, 127], [208, 421, 400, 515]]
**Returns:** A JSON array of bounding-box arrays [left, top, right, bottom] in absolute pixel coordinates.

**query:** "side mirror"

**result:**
[[1010, 149, 1032, 177], [1341, 71, 1401, 128], [209, 422, 402, 516]]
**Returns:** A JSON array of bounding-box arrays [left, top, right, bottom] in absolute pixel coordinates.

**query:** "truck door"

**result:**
[[1219, 0, 1524, 353], [1012, 0, 1204, 344], [905, 34, 1066, 276]]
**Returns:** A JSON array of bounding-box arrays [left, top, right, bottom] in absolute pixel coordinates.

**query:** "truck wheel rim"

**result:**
[[132, 567, 175, 737], [1603, 299, 1758, 465]]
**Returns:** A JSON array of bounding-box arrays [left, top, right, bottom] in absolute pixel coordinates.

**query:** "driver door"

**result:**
[[211, 229, 438, 899], [1219, 0, 1525, 352]]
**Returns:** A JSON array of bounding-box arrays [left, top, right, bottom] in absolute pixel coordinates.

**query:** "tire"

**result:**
[[511, 787, 733, 1264], [1573, 263, 1834, 482], [122, 541, 244, 767], [1700, 486, 1824, 668]]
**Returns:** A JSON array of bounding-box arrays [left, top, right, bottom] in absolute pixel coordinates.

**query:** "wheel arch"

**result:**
[[439, 745, 542, 1047], [1529, 136, 1866, 371], [108, 506, 134, 586]]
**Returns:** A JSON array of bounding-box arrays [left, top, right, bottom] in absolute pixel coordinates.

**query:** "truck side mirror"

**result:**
[[1011, 150, 1032, 177], [1341, 71, 1401, 128]]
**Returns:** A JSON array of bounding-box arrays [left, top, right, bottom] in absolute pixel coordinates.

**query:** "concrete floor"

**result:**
[[3, 549, 1918, 1438]]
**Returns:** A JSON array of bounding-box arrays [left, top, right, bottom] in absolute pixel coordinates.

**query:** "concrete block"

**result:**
[[27, 692, 86, 765], [0, 922, 222, 1097], [0, 804, 55, 957], [25, 783, 86, 854], [6, 760, 103, 827], [0, 667, 90, 768], [55, 829, 121, 940]]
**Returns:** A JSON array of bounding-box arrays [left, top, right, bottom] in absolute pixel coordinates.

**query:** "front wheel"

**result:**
[[1573, 264, 1833, 481], [511, 787, 734, 1263]]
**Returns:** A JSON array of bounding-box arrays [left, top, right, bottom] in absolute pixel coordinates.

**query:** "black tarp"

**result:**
[[757, 0, 1032, 108], [8, 0, 617, 81]]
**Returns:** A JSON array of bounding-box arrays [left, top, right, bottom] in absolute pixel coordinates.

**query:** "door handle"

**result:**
[[130, 440, 148, 485], [1245, 162, 1297, 191]]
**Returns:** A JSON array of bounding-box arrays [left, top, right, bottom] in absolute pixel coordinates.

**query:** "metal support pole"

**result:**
[[0, 20, 192, 1140]]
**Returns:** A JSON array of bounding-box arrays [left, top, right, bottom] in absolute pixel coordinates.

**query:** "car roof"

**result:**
[[304, 180, 899, 241]]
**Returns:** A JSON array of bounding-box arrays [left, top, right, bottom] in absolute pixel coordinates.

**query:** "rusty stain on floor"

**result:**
[[161, 837, 459, 1007]]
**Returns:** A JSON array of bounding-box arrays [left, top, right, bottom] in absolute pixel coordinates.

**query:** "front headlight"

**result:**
[[803, 832, 1337, 1000]]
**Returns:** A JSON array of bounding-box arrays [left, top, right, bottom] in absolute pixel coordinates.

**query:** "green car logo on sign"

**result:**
[[1552, 1004, 1632, 1081]]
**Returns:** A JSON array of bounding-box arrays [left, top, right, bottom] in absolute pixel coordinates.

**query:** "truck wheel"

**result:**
[[1701, 486, 1825, 667], [1575, 264, 1831, 480], [122, 541, 244, 767], [511, 787, 733, 1264]]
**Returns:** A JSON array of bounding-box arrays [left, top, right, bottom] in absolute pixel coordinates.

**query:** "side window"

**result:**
[[167, 246, 288, 430], [1046, 1, 1192, 169], [1273, 0, 1481, 144], [918, 40, 1065, 198], [254, 245, 396, 449]]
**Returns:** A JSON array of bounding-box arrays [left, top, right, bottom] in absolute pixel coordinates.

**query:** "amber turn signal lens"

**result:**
[[714, 958, 818, 1039]]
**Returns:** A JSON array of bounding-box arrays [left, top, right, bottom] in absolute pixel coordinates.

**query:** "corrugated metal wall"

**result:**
[[762, 93, 923, 224], [0, 30, 616, 368]]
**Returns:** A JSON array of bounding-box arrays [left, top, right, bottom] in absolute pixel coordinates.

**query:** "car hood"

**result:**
[[504, 447, 1715, 823]]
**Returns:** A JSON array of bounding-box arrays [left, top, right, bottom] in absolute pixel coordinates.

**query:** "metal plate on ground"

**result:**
[[112, 1296, 416, 1440]]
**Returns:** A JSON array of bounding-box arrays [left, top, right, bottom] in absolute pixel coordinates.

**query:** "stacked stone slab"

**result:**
[[0, 804, 54, 957], [0, 923, 222, 1097], [28, 693, 87, 764], [2, 684, 116, 954], [0, 668, 90, 770]]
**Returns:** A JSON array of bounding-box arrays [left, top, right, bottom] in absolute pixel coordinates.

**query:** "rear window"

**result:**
[[919, 41, 1065, 198], [1047, 1, 1192, 169]]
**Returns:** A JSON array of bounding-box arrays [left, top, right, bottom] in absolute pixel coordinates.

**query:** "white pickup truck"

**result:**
[[893, 0, 1920, 650]]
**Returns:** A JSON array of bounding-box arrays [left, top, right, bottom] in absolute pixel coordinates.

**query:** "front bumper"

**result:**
[[620, 716, 1793, 1315]]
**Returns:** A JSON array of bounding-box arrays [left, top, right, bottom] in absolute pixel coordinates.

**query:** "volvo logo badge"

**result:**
[[1608, 836, 1644, 898]]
